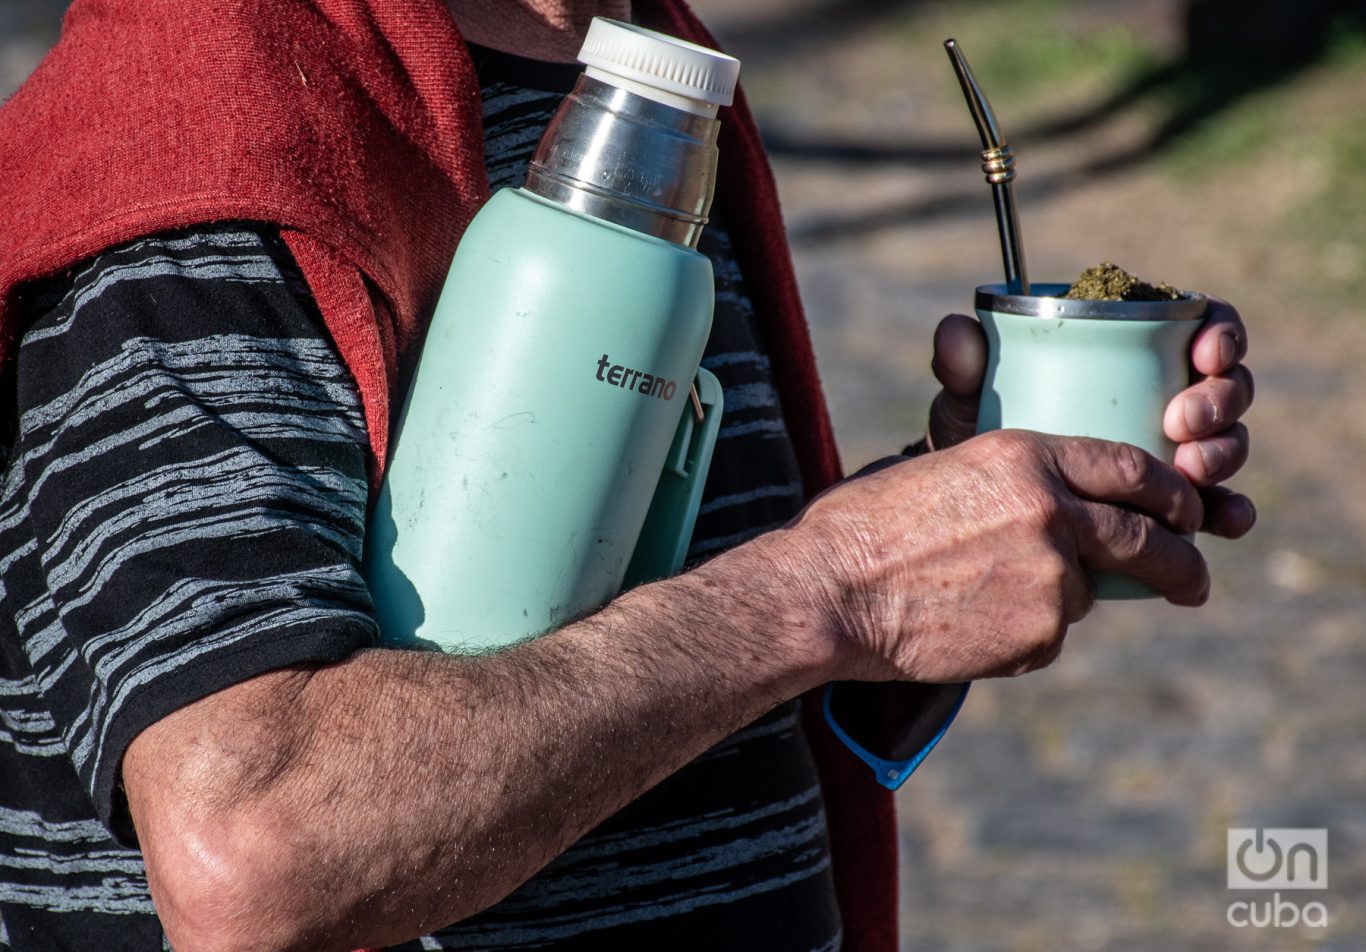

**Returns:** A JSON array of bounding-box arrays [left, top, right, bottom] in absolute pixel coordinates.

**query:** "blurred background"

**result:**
[[4, 0, 1364, 948]]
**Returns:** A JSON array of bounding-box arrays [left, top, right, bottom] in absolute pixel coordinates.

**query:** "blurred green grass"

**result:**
[[898, 0, 1366, 304], [893, 0, 1164, 115], [1280, 28, 1366, 303]]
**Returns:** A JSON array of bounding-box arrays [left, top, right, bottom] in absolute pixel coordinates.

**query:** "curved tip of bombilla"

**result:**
[[942, 38, 1002, 153], [943, 38, 1031, 297]]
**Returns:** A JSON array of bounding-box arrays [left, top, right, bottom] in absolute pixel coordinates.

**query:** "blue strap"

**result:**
[[822, 682, 970, 790]]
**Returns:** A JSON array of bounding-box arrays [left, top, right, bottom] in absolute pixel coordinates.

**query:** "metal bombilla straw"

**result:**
[[944, 39, 1030, 296]]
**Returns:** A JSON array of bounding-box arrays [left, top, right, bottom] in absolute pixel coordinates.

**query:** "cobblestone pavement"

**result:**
[[693, 1, 1366, 949], [6, 2, 1365, 949]]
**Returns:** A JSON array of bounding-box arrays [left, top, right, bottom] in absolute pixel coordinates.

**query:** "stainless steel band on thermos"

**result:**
[[525, 20, 738, 249], [525, 75, 722, 249]]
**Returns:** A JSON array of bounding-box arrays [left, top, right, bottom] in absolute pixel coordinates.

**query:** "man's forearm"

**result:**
[[126, 530, 835, 952], [126, 428, 1219, 951]]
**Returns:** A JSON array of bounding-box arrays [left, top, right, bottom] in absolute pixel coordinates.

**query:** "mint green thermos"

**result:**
[[363, 19, 738, 651]]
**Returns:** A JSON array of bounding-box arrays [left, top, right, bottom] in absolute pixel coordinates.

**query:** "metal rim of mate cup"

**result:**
[[976, 283, 1208, 322]]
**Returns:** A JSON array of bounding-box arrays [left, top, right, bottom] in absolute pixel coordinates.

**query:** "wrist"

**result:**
[[678, 529, 843, 693]]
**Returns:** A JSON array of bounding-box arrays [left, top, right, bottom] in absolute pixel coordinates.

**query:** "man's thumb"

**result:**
[[928, 314, 987, 446]]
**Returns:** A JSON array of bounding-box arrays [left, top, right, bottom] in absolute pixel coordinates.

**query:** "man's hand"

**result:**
[[773, 430, 1207, 686], [923, 299, 1255, 539]]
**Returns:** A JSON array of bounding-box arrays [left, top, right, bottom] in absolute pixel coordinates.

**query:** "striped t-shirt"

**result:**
[[0, 48, 840, 951]]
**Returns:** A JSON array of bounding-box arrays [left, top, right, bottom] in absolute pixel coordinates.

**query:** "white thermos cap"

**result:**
[[577, 18, 740, 117]]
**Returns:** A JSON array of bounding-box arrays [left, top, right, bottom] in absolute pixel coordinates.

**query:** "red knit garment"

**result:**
[[0, 1, 896, 948]]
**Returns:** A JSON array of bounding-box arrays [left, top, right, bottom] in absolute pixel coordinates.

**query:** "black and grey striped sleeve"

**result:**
[[8, 224, 379, 843]]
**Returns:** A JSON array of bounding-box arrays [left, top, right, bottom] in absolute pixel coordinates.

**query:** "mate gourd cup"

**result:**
[[974, 283, 1207, 599]]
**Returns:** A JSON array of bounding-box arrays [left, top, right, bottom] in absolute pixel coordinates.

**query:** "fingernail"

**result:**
[[1198, 440, 1227, 479], [1185, 396, 1215, 435], [1218, 331, 1237, 368]]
